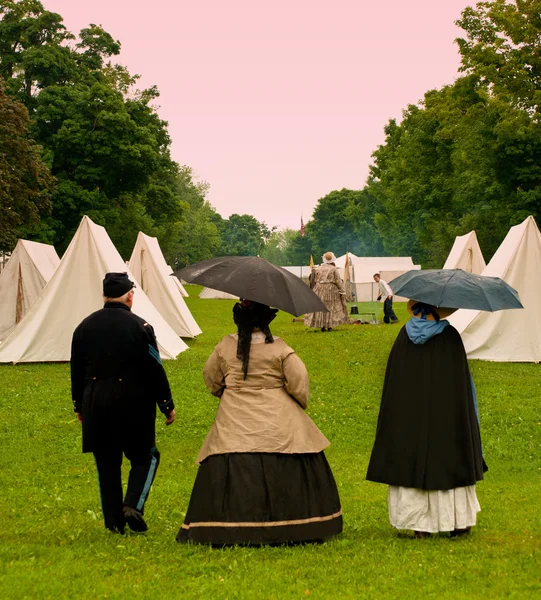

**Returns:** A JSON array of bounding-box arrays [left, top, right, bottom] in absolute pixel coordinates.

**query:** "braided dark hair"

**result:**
[[233, 299, 278, 379]]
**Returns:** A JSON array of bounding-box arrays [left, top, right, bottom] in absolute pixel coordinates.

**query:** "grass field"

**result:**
[[1, 287, 540, 599]]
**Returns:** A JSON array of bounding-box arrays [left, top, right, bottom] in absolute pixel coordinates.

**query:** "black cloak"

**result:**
[[366, 324, 486, 490]]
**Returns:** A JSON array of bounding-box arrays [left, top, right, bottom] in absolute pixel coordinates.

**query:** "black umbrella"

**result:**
[[389, 269, 523, 311], [173, 256, 328, 317]]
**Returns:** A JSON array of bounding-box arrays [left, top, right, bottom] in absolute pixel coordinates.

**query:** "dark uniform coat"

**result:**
[[366, 324, 486, 490], [71, 303, 174, 453]]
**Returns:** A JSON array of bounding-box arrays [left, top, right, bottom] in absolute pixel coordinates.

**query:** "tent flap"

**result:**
[[129, 233, 202, 338]]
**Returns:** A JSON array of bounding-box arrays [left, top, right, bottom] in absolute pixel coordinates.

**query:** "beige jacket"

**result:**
[[197, 334, 330, 463]]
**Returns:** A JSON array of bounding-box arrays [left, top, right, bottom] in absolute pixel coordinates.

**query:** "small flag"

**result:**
[[300, 215, 305, 237]]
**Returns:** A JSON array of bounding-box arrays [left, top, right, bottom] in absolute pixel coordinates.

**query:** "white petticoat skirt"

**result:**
[[388, 485, 481, 533]]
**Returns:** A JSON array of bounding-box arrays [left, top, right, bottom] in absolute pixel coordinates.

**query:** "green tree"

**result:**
[[457, 0, 541, 112], [283, 229, 314, 266], [344, 186, 385, 256], [32, 79, 171, 250], [455, 0, 541, 235], [166, 166, 220, 266], [351, 3, 541, 267], [260, 230, 286, 265], [219, 214, 270, 256], [76, 23, 120, 72], [368, 92, 458, 265], [366, 73, 539, 266], [0, 0, 76, 105], [308, 189, 372, 259], [0, 77, 53, 249], [260, 228, 301, 265], [172, 201, 221, 266], [0, 1, 198, 258]]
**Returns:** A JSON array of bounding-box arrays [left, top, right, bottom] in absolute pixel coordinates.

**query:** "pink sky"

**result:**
[[44, 0, 474, 230]]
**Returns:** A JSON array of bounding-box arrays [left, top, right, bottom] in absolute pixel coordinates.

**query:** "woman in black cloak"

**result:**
[[366, 301, 487, 538]]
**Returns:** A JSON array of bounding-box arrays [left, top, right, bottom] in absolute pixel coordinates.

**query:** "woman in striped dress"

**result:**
[[304, 252, 349, 331]]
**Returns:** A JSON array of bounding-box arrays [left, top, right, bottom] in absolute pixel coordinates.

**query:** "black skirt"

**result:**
[[176, 452, 342, 545]]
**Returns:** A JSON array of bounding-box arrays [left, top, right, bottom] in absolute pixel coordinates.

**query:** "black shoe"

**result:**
[[123, 506, 148, 532], [106, 525, 125, 535], [414, 531, 431, 539], [450, 527, 471, 538]]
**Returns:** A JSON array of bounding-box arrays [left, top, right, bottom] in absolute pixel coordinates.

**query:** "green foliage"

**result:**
[[218, 213, 273, 256], [7, 0, 541, 271], [295, 2, 541, 268], [457, 0, 541, 112], [259, 228, 302, 265], [156, 165, 220, 266], [308, 189, 381, 259], [259, 227, 314, 267], [75, 24, 120, 71], [344, 187, 386, 256], [0, 0, 225, 262], [172, 202, 221, 266], [0, 294, 540, 598], [283, 229, 314, 266], [0, 0, 75, 103], [0, 76, 53, 249], [366, 70, 541, 266], [296, 187, 386, 266], [368, 81, 482, 265], [259, 229, 287, 264], [95, 193, 158, 259]]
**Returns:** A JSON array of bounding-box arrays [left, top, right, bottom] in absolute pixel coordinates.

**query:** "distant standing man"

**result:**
[[71, 272, 176, 534], [373, 273, 399, 324]]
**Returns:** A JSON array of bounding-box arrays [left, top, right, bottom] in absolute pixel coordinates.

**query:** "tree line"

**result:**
[[2, 1, 541, 269], [300, 1, 541, 267], [0, 0, 282, 265]]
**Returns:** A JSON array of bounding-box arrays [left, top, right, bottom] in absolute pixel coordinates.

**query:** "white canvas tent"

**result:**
[[167, 265, 189, 297], [0, 240, 60, 342], [199, 287, 238, 300], [129, 233, 201, 338], [334, 253, 418, 279], [448, 216, 541, 362], [281, 266, 311, 278], [0, 216, 188, 363], [443, 231, 486, 273], [334, 254, 420, 301]]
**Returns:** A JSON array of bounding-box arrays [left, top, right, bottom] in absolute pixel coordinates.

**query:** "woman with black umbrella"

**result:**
[[176, 300, 342, 545]]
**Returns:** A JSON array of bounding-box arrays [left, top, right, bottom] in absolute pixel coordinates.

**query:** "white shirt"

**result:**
[[377, 279, 393, 300]]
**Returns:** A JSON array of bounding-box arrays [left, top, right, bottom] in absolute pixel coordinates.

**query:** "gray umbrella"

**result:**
[[173, 256, 328, 317], [389, 269, 523, 311]]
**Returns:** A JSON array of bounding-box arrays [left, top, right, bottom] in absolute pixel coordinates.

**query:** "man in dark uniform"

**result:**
[[71, 272, 176, 534]]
